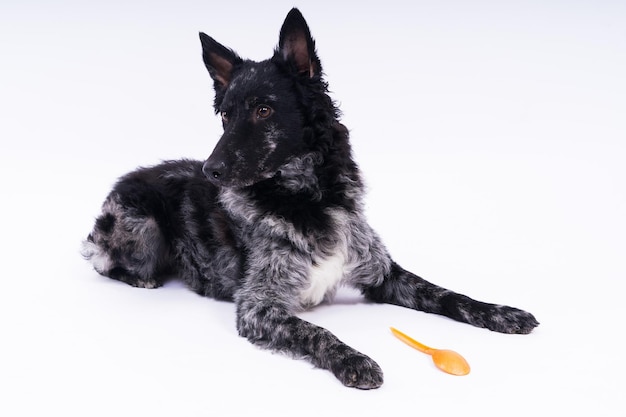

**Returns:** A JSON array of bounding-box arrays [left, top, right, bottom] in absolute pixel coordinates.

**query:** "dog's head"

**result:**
[[200, 8, 327, 188]]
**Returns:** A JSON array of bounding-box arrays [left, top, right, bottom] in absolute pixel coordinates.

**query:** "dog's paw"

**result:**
[[487, 305, 540, 334], [131, 279, 162, 289], [108, 267, 162, 289], [331, 353, 384, 389]]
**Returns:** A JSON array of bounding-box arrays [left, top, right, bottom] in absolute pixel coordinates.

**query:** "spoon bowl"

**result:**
[[430, 348, 471, 376]]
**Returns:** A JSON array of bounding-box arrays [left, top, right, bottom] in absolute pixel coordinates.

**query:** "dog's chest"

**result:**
[[222, 189, 355, 307], [300, 247, 347, 307], [298, 211, 352, 308]]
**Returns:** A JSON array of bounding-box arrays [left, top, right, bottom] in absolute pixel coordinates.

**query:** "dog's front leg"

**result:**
[[235, 295, 384, 389], [363, 262, 539, 334]]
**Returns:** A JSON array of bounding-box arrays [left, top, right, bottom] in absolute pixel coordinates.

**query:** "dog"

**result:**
[[81, 8, 539, 389]]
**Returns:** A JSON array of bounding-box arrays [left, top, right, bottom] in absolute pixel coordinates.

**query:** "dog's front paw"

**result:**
[[487, 305, 539, 334], [331, 353, 384, 389]]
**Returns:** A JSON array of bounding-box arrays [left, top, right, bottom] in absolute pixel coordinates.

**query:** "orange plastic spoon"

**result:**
[[390, 327, 470, 376]]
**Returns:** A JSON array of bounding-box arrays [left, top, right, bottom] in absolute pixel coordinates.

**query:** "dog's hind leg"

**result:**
[[361, 262, 539, 334], [81, 194, 169, 289]]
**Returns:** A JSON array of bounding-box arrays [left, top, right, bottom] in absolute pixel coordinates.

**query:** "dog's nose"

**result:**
[[202, 159, 226, 184]]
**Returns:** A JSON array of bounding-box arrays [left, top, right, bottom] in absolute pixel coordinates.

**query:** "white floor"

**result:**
[[2, 1, 625, 416]]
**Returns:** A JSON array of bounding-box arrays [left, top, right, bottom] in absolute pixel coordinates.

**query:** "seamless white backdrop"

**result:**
[[1, 1, 625, 416]]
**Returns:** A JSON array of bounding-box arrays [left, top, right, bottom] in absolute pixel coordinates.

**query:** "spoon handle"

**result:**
[[390, 327, 435, 355]]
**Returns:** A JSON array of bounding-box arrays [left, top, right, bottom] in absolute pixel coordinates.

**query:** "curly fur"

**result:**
[[82, 8, 538, 389]]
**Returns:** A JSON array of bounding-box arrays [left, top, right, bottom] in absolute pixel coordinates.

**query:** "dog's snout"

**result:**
[[202, 159, 226, 184]]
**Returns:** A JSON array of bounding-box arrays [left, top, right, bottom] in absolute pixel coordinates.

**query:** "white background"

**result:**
[[1, 0, 625, 415]]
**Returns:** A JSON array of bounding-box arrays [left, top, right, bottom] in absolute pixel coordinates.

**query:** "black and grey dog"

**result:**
[[82, 8, 538, 389]]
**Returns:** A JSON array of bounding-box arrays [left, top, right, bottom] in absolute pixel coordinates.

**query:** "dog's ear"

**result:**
[[277, 8, 320, 77], [199, 32, 241, 90]]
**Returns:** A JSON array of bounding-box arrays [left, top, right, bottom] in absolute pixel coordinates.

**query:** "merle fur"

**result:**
[[82, 8, 539, 389]]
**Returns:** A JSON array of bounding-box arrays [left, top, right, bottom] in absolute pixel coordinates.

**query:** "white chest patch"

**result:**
[[300, 249, 347, 308], [297, 209, 355, 308]]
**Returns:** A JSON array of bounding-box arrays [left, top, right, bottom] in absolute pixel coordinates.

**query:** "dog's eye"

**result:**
[[256, 105, 272, 119], [221, 112, 229, 123]]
